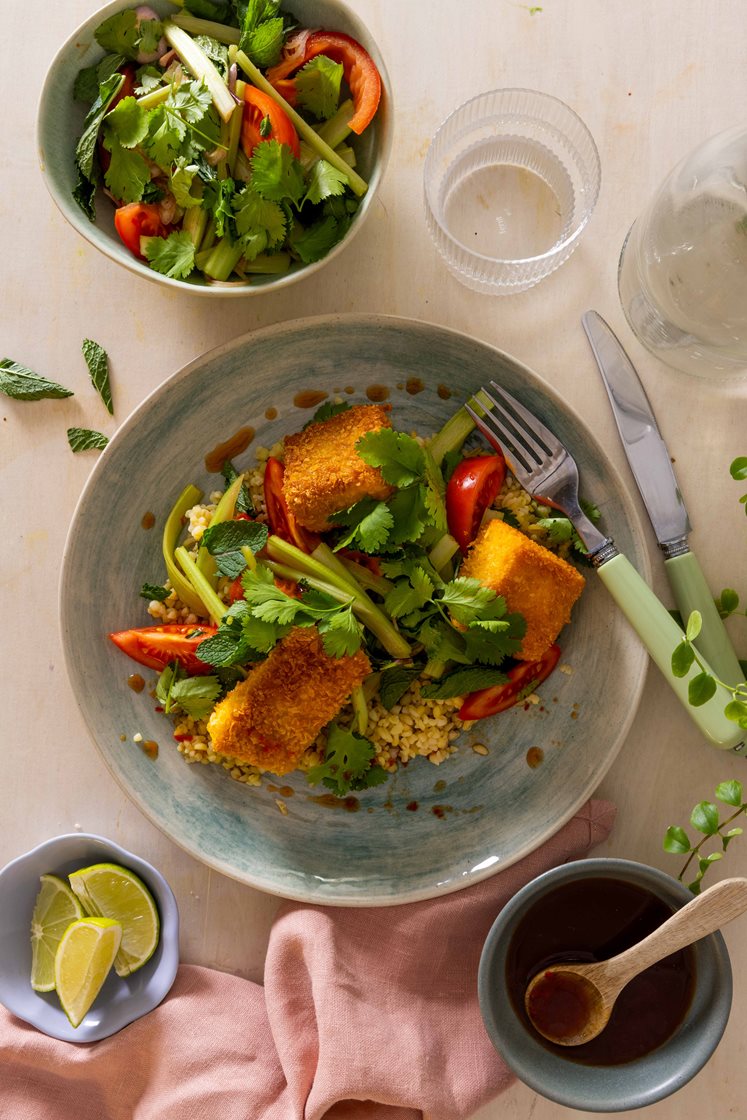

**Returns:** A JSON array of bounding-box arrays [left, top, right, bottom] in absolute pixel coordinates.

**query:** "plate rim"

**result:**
[[59, 312, 652, 905]]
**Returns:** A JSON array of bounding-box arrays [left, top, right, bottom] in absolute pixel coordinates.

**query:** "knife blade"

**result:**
[[582, 309, 743, 687]]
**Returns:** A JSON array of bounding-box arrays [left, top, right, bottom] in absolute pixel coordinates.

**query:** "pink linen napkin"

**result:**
[[0, 799, 615, 1120]]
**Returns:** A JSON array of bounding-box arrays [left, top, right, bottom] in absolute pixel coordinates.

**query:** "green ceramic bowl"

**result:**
[[37, 0, 391, 295], [60, 314, 650, 905]]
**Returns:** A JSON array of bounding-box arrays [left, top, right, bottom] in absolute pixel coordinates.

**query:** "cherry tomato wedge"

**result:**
[[263, 457, 320, 553], [241, 86, 300, 159], [109, 624, 218, 674], [114, 202, 170, 260], [458, 644, 561, 721], [445, 454, 506, 554], [267, 30, 381, 134]]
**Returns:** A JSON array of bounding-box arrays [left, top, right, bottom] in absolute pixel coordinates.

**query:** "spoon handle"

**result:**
[[611, 877, 747, 989]]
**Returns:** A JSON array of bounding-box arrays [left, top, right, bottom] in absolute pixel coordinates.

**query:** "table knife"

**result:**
[[582, 309, 743, 688]]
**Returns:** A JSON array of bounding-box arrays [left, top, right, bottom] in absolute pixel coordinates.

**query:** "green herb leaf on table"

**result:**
[[306, 723, 388, 797], [0, 360, 73, 401], [67, 428, 109, 453], [81, 339, 113, 414]]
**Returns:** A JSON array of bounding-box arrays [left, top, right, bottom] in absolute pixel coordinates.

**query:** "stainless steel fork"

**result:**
[[465, 382, 744, 752]]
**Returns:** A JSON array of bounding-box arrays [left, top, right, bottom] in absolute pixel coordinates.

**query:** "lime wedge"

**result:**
[[54, 917, 122, 1028], [68, 863, 160, 977], [30, 874, 85, 992]]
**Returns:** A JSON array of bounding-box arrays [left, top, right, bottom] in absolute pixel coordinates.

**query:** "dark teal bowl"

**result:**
[[478, 858, 733, 1111]]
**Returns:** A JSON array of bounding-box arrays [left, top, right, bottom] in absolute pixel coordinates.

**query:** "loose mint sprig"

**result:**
[[664, 780, 746, 893]]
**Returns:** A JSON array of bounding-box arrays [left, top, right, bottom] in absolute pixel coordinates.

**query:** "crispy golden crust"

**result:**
[[282, 404, 396, 531], [206, 627, 371, 775], [460, 519, 585, 661]]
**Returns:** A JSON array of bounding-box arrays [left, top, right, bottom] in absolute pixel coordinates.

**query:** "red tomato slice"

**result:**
[[458, 644, 561, 721], [114, 202, 169, 259], [446, 454, 506, 554], [267, 30, 381, 134], [109, 624, 218, 674], [263, 457, 320, 553], [241, 86, 300, 159]]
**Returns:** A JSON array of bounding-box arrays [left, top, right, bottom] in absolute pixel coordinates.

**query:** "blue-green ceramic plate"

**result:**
[[60, 315, 650, 905]]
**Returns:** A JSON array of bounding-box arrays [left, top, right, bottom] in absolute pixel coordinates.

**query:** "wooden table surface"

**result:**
[[3, 1, 746, 1116]]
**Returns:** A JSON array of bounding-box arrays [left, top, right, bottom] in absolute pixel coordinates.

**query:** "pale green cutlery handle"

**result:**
[[665, 552, 743, 688], [596, 553, 744, 750]]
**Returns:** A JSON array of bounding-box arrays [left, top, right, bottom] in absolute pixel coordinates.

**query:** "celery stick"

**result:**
[[196, 473, 245, 579], [171, 10, 241, 46], [240, 252, 291, 274], [136, 84, 171, 110], [299, 100, 354, 170], [163, 21, 237, 122], [311, 541, 364, 592], [175, 546, 227, 625], [234, 50, 368, 197], [202, 238, 245, 281], [339, 557, 393, 598], [428, 533, 460, 575], [182, 180, 207, 248], [423, 659, 447, 680], [267, 536, 411, 658], [225, 96, 244, 176], [427, 390, 493, 467], [163, 484, 206, 616], [351, 685, 368, 735]]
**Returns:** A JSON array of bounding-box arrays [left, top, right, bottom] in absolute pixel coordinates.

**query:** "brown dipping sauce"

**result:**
[[293, 390, 328, 409], [141, 511, 155, 530], [506, 877, 695, 1065], [365, 384, 390, 402]]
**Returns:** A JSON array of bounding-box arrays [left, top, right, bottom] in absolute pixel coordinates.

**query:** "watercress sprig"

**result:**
[[663, 780, 746, 893]]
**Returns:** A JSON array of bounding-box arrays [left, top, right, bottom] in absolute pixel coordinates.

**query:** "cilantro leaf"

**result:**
[[461, 615, 525, 664], [201, 519, 268, 578], [306, 724, 386, 797], [387, 485, 429, 546], [144, 231, 197, 279], [302, 159, 348, 206], [140, 583, 170, 602], [332, 499, 394, 553], [95, 10, 163, 60], [384, 567, 434, 620], [204, 178, 237, 239], [295, 56, 343, 120], [103, 139, 152, 203], [250, 140, 305, 203], [356, 429, 425, 488], [440, 577, 505, 626], [317, 607, 364, 657], [0, 359, 73, 401], [421, 666, 508, 700], [288, 214, 340, 264], [232, 185, 286, 258], [81, 339, 113, 414], [170, 163, 203, 209], [67, 428, 109, 452], [103, 96, 148, 148]]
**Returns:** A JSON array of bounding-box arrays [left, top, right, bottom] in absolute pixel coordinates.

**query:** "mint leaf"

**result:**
[[332, 499, 394, 553], [145, 231, 196, 279], [73, 72, 125, 217], [0, 359, 73, 401], [74, 53, 127, 103], [169, 674, 222, 719], [378, 665, 423, 709], [302, 159, 349, 207], [103, 139, 151, 203], [250, 140, 305, 203], [201, 519, 268, 578], [82, 339, 113, 414], [241, 16, 285, 66], [421, 665, 508, 700], [194, 33, 229, 77], [295, 55, 343, 120], [304, 400, 351, 429], [221, 460, 255, 515], [67, 427, 109, 452]]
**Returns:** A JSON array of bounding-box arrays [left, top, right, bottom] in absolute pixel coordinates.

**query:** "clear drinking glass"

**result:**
[[618, 124, 747, 380]]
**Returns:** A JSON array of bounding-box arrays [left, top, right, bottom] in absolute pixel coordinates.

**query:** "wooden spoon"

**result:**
[[524, 876, 747, 1047]]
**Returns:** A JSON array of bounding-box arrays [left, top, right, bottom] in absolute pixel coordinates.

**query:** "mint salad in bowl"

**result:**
[[37, 0, 391, 294]]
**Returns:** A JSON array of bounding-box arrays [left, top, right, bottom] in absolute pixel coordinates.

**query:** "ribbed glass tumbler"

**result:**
[[423, 89, 601, 294]]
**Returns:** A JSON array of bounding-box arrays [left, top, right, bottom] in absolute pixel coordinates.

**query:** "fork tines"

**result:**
[[465, 382, 559, 479]]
